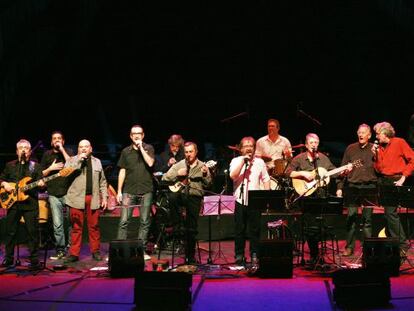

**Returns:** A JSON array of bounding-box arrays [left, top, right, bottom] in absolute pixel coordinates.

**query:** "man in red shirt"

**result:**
[[373, 121, 414, 257]]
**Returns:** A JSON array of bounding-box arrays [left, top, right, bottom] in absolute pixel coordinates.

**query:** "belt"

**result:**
[[380, 174, 402, 179], [348, 182, 376, 186]]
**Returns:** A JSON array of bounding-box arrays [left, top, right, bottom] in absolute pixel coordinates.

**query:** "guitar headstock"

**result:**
[[205, 160, 217, 168], [351, 159, 363, 168], [59, 167, 76, 177]]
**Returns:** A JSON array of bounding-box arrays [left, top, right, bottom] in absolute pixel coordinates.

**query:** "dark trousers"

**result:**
[[234, 202, 261, 258], [302, 214, 320, 260], [169, 193, 202, 259], [379, 177, 408, 250], [345, 206, 373, 250], [4, 207, 39, 263], [344, 183, 376, 250]]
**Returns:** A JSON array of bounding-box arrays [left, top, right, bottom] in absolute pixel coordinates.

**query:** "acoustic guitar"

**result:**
[[169, 160, 217, 193], [0, 167, 75, 209], [292, 160, 362, 196]]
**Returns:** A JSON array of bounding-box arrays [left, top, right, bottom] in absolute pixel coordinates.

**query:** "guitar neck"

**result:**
[[324, 164, 349, 177], [22, 172, 60, 191]]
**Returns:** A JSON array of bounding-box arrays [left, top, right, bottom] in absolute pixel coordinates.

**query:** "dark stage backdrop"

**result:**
[[0, 1, 413, 164]]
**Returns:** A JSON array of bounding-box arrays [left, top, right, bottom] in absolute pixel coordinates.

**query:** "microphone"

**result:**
[[373, 140, 379, 150], [20, 152, 26, 163]]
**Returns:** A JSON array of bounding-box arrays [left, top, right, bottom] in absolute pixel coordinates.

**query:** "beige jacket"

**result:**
[[65, 155, 108, 210]]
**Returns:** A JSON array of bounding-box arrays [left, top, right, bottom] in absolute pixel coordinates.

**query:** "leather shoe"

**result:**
[[1, 259, 14, 268], [92, 252, 102, 261], [235, 255, 246, 266], [186, 257, 197, 265], [342, 248, 353, 257], [64, 255, 79, 263], [29, 260, 41, 271]]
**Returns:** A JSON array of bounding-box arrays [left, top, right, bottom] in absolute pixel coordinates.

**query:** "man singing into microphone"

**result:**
[[116, 125, 155, 261], [286, 133, 338, 266], [229, 136, 270, 266], [373, 121, 414, 258], [0, 139, 45, 270], [336, 124, 378, 257]]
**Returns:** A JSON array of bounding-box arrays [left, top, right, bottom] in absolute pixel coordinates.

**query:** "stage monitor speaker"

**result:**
[[258, 238, 293, 278], [108, 239, 145, 278], [332, 268, 391, 308], [363, 237, 400, 277], [134, 271, 192, 311]]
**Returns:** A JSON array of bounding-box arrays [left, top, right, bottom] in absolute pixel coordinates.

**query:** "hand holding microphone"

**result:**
[[20, 151, 26, 163], [372, 140, 379, 154], [134, 139, 142, 149], [243, 155, 251, 166]]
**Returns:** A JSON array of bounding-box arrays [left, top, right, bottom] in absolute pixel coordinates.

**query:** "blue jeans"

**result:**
[[49, 195, 71, 252], [117, 192, 153, 246]]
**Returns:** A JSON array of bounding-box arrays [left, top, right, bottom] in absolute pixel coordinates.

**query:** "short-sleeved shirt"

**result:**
[[40, 148, 74, 197], [118, 143, 154, 194]]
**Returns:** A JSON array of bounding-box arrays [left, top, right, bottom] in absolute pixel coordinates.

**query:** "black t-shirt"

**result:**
[[0, 160, 43, 210], [40, 148, 74, 197], [118, 144, 154, 194]]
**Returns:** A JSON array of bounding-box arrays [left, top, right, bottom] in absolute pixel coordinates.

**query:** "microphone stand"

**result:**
[[239, 160, 249, 206]]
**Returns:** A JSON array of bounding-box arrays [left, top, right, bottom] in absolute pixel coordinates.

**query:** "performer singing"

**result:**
[[229, 136, 270, 266], [116, 125, 155, 261], [336, 124, 378, 256], [373, 121, 414, 257], [286, 133, 343, 266], [0, 139, 45, 270]]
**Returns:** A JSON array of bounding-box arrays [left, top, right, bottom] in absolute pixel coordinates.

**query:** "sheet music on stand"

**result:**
[[202, 195, 236, 216], [201, 195, 235, 265]]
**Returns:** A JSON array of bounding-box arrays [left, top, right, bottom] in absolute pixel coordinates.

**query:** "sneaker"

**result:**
[[50, 251, 66, 260], [143, 252, 151, 261], [64, 255, 79, 263], [92, 252, 102, 261]]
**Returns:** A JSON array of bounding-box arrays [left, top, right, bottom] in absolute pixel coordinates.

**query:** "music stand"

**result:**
[[379, 185, 414, 264], [300, 196, 343, 269], [248, 190, 286, 213], [202, 195, 235, 264]]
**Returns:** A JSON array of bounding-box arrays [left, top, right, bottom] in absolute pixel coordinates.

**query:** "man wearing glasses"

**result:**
[[116, 125, 155, 261]]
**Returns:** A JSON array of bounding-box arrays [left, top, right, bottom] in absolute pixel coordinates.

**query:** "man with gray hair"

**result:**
[[0, 139, 45, 270], [373, 121, 414, 257]]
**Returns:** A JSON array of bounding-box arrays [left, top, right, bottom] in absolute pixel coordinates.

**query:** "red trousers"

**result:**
[[69, 195, 101, 256]]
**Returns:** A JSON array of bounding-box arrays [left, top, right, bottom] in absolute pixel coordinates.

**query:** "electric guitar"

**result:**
[[292, 160, 362, 196], [0, 167, 75, 209], [169, 160, 217, 193]]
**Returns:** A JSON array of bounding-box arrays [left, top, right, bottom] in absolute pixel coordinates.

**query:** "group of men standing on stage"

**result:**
[[236, 119, 414, 267], [0, 134, 108, 269], [0, 118, 413, 270]]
